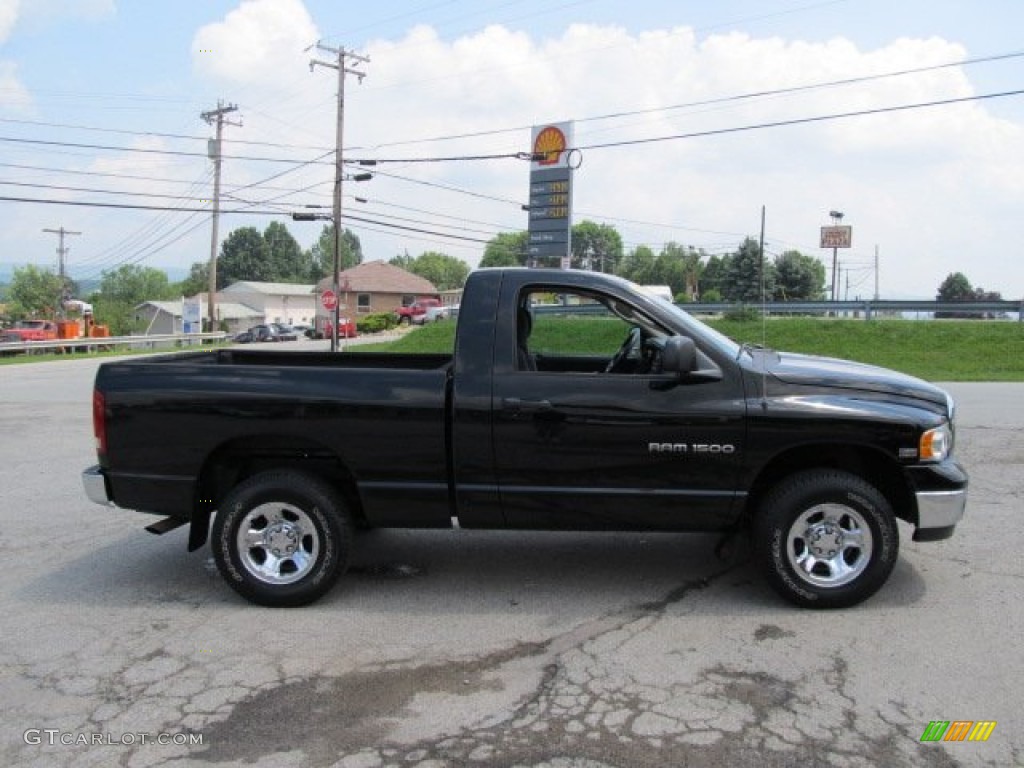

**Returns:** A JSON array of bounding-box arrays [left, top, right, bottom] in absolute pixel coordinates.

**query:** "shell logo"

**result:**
[[533, 125, 568, 166]]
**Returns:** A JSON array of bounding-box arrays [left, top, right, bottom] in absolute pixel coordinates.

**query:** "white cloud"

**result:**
[[0, 60, 30, 111], [0, 0, 19, 44], [192, 0, 319, 90]]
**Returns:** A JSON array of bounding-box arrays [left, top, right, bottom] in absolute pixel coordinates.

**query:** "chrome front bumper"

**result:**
[[82, 465, 114, 507], [913, 488, 967, 541]]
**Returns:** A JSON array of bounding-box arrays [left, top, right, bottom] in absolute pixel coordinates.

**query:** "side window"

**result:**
[[357, 294, 371, 313], [517, 288, 645, 373]]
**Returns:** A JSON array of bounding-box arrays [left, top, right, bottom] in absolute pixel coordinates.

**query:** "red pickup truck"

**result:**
[[395, 298, 442, 325], [2, 320, 58, 342]]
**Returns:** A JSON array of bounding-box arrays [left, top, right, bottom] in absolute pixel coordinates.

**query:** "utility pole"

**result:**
[[200, 100, 240, 332], [42, 226, 81, 313], [309, 42, 368, 352]]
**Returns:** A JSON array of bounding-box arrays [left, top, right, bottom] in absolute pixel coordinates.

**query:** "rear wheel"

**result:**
[[212, 470, 352, 607], [755, 470, 899, 609]]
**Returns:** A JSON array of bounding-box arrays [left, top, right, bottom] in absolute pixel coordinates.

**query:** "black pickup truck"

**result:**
[[82, 268, 967, 608]]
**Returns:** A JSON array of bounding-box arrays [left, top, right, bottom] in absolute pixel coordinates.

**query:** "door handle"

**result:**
[[501, 397, 553, 414]]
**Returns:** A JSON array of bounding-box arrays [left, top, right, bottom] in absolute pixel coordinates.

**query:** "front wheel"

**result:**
[[754, 470, 899, 609], [212, 470, 352, 607]]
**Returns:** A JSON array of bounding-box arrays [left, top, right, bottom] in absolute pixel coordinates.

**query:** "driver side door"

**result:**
[[491, 286, 747, 531]]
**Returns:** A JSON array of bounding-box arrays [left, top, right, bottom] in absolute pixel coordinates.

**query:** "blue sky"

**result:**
[[2, 0, 1023, 298]]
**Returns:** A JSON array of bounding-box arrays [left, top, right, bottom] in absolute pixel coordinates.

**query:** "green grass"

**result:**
[[360, 316, 1024, 381]]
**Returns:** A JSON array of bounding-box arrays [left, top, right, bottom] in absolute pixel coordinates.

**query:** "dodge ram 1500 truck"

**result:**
[[82, 268, 967, 608]]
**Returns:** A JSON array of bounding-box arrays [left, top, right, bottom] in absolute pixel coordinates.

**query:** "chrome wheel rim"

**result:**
[[236, 502, 320, 585], [786, 503, 873, 588]]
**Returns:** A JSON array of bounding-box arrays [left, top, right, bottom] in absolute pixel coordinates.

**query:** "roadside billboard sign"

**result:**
[[821, 225, 853, 249]]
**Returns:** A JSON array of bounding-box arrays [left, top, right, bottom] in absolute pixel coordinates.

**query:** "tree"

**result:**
[[177, 261, 209, 297], [264, 222, 310, 283], [774, 250, 826, 300], [616, 245, 657, 285], [308, 224, 363, 280], [700, 254, 731, 298], [6, 264, 66, 319], [936, 272, 1003, 318], [91, 265, 177, 335], [480, 231, 527, 268], [216, 227, 272, 287], [653, 242, 703, 298], [389, 251, 470, 291], [722, 237, 774, 303], [936, 272, 973, 302], [571, 220, 623, 272]]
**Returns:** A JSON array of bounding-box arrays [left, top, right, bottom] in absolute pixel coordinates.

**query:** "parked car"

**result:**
[[82, 268, 966, 609], [395, 298, 442, 325], [270, 323, 298, 341], [232, 330, 254, 344], [323, 318, 357, 339], [247, 324, 282, 342]]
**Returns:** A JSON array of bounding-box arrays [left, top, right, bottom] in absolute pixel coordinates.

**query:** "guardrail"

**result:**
[[526, 299, 1024, 321], [0, 332, 229, 357], [681, 299, 1024, 320]]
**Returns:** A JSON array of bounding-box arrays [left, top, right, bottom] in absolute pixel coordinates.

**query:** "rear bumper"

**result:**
[[82, 465, 114, 506]]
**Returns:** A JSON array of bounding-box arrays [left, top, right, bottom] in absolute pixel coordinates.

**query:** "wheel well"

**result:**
[[744, 444, 915, 526], [190, 435, 364, 550]]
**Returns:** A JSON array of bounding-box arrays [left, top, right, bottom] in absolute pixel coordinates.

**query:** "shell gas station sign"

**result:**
[[528, 121, 575, 268]]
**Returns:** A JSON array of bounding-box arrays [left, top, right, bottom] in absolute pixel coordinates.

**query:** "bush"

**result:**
[[356, 312, 398, 334], [724, 304, 763, 322]]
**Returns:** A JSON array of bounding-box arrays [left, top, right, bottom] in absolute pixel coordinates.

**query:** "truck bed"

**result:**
[[95, 348, 455, 528]]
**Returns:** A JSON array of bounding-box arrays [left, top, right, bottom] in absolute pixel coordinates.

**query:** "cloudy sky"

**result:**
[[1, 0, 1022, 299]]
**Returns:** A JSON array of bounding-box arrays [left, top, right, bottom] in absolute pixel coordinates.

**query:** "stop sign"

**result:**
[[321, 290, 338, 311]]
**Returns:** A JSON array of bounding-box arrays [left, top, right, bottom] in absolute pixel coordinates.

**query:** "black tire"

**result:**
[[212, 470, 352, 607], [754, 470, 899, 609]]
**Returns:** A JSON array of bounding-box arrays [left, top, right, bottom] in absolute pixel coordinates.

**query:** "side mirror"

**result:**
[[662, 336, 697, 374]]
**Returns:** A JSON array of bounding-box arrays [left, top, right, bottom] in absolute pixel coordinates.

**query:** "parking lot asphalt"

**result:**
[[0, 357, 1020, 768]]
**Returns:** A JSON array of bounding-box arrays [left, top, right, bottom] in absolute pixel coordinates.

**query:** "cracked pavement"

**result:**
[[1, 360, 1020, 767]]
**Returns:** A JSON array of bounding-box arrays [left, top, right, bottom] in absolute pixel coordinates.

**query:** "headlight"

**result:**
[[920, 424, 952, 462]]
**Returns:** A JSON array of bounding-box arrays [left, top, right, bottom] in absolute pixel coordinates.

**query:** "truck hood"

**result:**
[[758, 351, 950, 411]]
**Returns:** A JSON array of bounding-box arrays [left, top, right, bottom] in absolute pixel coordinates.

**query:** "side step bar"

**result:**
[[145, 516, 187, 536]]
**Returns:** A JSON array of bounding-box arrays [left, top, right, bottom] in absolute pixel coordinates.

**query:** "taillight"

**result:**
[[92, 389, 107, 457]]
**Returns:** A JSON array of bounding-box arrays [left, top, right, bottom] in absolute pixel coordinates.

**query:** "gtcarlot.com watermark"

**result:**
[[24, 729, 203, 747]]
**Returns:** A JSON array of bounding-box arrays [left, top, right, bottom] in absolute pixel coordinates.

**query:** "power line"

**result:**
[[358, 49, 1024, 152], [0, 134, 328, 165], [0, 116, 335, 153], [574, 89, 1024, 152]]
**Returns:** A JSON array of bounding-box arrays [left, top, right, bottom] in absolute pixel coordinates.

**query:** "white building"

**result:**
[[220, 281, 317, 326]]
